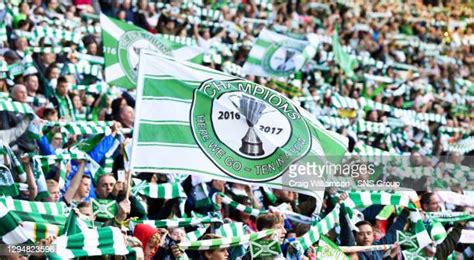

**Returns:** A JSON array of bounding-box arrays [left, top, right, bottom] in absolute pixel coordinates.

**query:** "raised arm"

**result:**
[[436, 222, 465, 259], [193, 23, 201, 40], [376, 208, 409, 245], [63, 160, 86, 204], [21, 154, 37, 200]]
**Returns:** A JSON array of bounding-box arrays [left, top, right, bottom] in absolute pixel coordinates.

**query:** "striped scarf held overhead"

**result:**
[[130, 215, 223, 230], [179, 229, 274, 250], [0, 100, 34, 114], [342, 191, 417, 210], [0, 196, 66, 215], [70, 81, 109, 94], [215, 222, 249, 237], [27, 46, 73, 54], [33, 26, 82, 44], [294, 204, 340, 251], [214, 192, 266, 217], [337, 191, 430, 249], [50, 226, 136, 259], [45, 120, 113, 135], [185, 224, 210, 241], [131, 179, 187, 199], [65, 63, 103, 79]]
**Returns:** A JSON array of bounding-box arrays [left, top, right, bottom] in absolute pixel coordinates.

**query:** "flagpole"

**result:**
[[122, 142, 131, 200]]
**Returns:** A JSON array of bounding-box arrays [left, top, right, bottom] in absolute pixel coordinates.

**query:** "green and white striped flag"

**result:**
[[242, 28, 314, 78], [131, 50, 347, 212], [100, 14, 203, 89]]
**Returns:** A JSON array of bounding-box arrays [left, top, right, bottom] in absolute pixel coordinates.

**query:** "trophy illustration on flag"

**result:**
[[230, 94, 270, 156]]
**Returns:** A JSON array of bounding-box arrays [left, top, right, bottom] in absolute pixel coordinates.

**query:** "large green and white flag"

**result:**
[[100, 14, 203, 89], [131, 50, 348, 212], [242, 28, 315, 78]]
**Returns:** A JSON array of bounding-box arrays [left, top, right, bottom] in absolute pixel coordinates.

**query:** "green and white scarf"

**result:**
[[179, 229, 274, 250], [54, 93, 76, 121], [131, 215, 222, 230]]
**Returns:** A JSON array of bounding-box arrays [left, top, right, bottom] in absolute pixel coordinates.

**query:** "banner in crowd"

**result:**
[[130, 50, 348, 212], [242, 28, 313, 78], [100, 14, 203, 89]]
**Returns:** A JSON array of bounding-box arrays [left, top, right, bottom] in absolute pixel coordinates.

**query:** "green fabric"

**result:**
[[13, 14, 26, 28], [400, 24, 414, 35], [370, 83, 386, 99], [332, 29, 358, 79], [55, 94, 76, 120]]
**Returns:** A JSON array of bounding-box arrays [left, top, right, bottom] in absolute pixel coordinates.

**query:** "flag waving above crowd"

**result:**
[[101, 14, 203, 89], [131, 50, 347, 207], [0, 0, 473, 259], [242, 28, 315, 78]]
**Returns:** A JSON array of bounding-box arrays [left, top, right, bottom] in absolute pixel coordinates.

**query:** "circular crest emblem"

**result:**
[[262, 40, 307, 77], [190, 79, 311, 182], [118, 31, 172, 82]]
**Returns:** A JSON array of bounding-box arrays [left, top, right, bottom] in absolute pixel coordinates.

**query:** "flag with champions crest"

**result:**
[[100, 14, 203, 89], [130, 50, 348, 211], [242, 28, 315, 78]]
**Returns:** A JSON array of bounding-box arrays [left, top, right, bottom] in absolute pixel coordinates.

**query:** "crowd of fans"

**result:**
[[0, 0, 473, 259]]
